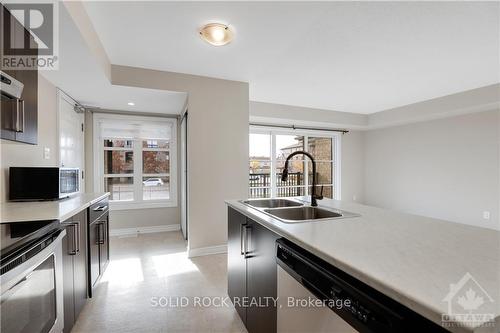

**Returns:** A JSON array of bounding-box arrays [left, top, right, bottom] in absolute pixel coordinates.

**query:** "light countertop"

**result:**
[[226, 198, 500, 333], [1, 193, 110, 223]]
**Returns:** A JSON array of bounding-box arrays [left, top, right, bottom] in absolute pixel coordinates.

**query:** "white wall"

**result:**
[[364, 110, 499, 230], [0, 74, 58, 202]]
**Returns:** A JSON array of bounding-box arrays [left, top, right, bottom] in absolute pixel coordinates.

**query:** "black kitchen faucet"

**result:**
[[281, 151, 323, 206]]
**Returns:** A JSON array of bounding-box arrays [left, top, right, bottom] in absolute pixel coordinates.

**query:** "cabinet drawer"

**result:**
[[89, 198, 109, 222]]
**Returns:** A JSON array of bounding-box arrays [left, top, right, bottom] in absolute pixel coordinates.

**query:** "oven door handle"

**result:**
[[1, 272, 32, 300], [0, 229, 66, 282], [7, 272, 31, 291]]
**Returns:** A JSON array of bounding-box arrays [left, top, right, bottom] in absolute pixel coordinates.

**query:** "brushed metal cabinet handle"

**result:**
[[240, 223, 246, 255], [69, 223, 77, 255], [243, 225, 251, 258], [14, 99, 24, 133], [96, 223, 101, 245], [19, 99, 24, 133], [74, 222, 80, 253]]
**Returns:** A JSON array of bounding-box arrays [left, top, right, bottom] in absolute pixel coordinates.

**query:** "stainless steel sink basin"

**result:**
[[263, 206, 359, 223], [241, 198, 360, 223], [242, 199, 303, 209]]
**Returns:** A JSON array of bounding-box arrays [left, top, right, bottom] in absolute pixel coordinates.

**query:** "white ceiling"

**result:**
[[83, 1, 499, 114], [42, 4, 187, 114]]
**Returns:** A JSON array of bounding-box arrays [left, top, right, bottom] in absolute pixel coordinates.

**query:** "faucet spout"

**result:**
[[281, 151, 323, 206]]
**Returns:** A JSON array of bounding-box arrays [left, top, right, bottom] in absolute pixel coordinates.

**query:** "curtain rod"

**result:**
[[88, 108, 179, 119], [249, 122, 349, 134]]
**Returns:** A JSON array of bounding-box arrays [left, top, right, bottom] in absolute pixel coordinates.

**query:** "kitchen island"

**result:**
[[226, 198, 500, 333]]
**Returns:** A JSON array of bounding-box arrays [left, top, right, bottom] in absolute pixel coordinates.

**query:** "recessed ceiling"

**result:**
[[83, 1, 499, 114], [42, 4, 187, 114]]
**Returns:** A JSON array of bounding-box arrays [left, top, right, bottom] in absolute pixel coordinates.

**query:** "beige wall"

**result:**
[[364, 110, 499, 230], [0, 74, 59, 202], [250, 101, 367, 129], [109, 207, 180, 230], [341, 131, 365, 203], [111, 65, 249, 253]]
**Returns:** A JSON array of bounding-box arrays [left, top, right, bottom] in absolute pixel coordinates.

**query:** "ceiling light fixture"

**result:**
[[127, 102, 135, 106], [199, 23, 233, 46]]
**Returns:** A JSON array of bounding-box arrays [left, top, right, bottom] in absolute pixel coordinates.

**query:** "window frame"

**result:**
[[249, 126, 341, 200], [93, 113, 178, 210]]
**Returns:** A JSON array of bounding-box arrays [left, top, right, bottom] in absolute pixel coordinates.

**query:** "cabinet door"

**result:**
[[88, 221, 100, 291], [73, 211, 88, 318], [1, 8, 19, 141], [227, 208, 247, 324], [0, 5, 38, 144], [14, 68, 37, 144], [246, 220, 279, 333], [98, 217, 109, 274], [62, 229, 76, 333]]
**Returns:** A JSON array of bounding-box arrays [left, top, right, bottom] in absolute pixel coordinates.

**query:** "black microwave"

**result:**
[[9, 167, 80, 201]]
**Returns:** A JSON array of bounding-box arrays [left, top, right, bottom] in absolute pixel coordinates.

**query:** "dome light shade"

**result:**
[[199, 23, 233, 46]]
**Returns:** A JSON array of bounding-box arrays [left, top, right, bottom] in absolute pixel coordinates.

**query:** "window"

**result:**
[[94, 114, 177, 209], [249, 127, 340, 200]]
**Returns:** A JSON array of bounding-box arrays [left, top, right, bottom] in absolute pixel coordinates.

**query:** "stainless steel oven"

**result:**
[[1, 221, 66, 333]]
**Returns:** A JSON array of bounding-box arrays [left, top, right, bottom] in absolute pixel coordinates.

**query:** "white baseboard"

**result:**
[[188, 244, 227, 258], [109, 224, 180, 237]]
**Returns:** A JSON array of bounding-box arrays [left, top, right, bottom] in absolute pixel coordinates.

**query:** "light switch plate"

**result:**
[[483, 211, 491, 220], [44, 147, 50, 160]]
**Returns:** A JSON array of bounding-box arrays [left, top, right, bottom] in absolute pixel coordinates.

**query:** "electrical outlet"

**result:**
[[43, 147, 50, 160], [483, 211, 491, 220]]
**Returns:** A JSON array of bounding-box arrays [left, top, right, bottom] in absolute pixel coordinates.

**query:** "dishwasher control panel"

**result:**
[[276, 239, 449, 333]]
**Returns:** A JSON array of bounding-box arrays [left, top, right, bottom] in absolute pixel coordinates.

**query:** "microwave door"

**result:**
[[59, 169, 79, 197]]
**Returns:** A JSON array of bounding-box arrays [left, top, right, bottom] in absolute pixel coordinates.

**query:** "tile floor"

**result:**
[[72, 231, 247, 333]]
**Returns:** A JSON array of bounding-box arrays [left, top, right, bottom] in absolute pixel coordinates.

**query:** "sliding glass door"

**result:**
[[249, 127, 340, 200]]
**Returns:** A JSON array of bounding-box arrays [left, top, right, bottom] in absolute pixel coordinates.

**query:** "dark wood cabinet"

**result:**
[[62, 232, 75, 332], [227, 207, 279, 333], [246, 219, 279, 333], [62, 210, 88, 333], [227, 208, 248, 324], [98, 216, 109, 273], [0, 5, 38, 144], [88, 220, 100, 289], [88, 198, 110, 297]]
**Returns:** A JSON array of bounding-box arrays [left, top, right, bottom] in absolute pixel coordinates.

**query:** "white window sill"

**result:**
[[109, 200, 178, 211]]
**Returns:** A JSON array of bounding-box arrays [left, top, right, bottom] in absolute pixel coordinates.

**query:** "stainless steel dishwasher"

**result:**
[[276, 239, 448, 333]]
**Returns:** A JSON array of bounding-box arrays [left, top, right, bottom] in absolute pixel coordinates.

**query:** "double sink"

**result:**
[[241, 198, 359, 223]]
